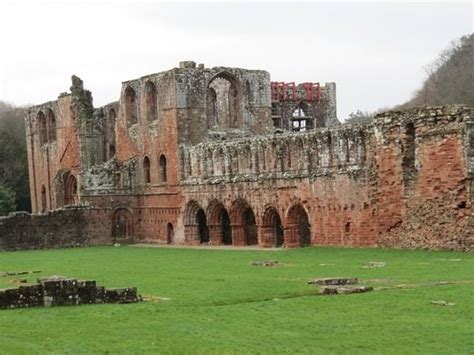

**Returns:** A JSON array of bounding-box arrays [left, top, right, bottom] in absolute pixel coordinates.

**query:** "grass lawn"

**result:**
[[0, 246, 473, 354]]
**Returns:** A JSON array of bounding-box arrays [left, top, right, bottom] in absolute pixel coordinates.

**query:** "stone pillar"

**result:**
[[208, 224, 222, 245], [232, 224, 245, 246], [284, 224, 300, 248], [184, 225, 200, 245], [259, 225, 274, 248]]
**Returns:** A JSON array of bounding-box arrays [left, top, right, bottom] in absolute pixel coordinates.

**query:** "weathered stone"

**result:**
[[0, 276, 140, 310], [104, 287, 140, 303], [319, 286, 374, 295], [308, 277, 358, 285], [251, 260, 279, 267]]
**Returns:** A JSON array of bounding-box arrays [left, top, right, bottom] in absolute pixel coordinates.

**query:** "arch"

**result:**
[[183, 200, 209, 244], [159, 154, 167, 183], [206, 72, 241, 128], [230, 199, 258, 246], [47, 109, 56, 142], [145, 81, 157, 122], [40, 185, 47, 212], [167, 223, 174, 244], [64, 173, 77, 205], [112, 208, 133, 241], [207, 200, 232, 245], [261, 207, 284, 247], [286, 204, 311, 247], [124, 86, 138, 126], [143, 156, 151, 184], [37, 111, 47, 145]]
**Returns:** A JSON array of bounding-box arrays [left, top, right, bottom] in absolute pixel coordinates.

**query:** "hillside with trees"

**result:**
[[402, 33, 474, 108], [346, 33, 473, 124], [0, 102, 30, 214]]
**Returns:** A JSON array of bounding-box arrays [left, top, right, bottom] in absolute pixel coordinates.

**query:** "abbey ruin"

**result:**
[[1, 61, 472, 251]]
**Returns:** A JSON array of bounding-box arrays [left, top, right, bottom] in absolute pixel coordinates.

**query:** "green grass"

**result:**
[[0, 246, 473, 354]]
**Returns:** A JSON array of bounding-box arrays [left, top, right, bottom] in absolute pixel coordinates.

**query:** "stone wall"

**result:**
[[374, 106, 473, 250], [0, 206, 111, 251]]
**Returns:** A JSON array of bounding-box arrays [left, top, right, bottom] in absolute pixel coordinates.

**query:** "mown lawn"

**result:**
[[0, 246, 473, 354]]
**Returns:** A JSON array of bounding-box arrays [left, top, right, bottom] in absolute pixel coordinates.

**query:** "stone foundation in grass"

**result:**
[[0, 276, 141, 310]]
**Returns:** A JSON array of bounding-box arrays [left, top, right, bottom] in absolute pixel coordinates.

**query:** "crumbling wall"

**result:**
[[374, 106, 473, 250], [0, 206, 111, 251]]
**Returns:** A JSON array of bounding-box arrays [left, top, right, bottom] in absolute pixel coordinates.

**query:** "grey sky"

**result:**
[[0, 1, 472, 119]]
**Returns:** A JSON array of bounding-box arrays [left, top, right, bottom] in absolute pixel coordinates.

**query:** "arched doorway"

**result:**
[[196, 209, 209, 244], [64, 173, 77, 206], [243, 207, 258, 245], [261, 207, 284, 247], [229, 199, 258, 246], [112, 208, 133, 242], [207, 200, 232, 245], [183, 201, 209, 245], [167, 223, 174, 244], [286, 204, 311, 247]]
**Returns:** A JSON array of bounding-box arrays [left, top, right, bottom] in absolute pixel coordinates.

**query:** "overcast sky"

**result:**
[[0, 1, 472, 119]]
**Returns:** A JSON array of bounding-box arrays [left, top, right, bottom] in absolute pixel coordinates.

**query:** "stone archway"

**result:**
[[285, 204, 311, 247], [261, 207, 284, 247], [183, 200, 209, 245], [112, 208, 133, 242], [230, 199, 258, 246], [207, 200, 232, 245], [167, 223, 174, 244]]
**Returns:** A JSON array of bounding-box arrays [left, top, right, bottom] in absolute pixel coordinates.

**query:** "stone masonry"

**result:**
[[14, 61, 473, 252]]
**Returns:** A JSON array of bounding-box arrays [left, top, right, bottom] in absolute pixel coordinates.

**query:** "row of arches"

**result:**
[[37, 109, 56, 145], [184, 199, 311, 247], [124, 81, 158, 127], [143, 155, 167, 184]]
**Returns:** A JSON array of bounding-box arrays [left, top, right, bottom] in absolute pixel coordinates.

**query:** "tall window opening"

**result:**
[[37, 111, 47, 145], [159, 154, 167, 183], [145, 81, 157, 123], [47, 109, 56, 142], [124, 87, 138, 126], [143, 156, 151, 184], [207, 72, 240, 129]]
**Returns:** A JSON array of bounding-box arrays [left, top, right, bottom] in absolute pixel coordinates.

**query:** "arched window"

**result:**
[[143, 156, 151, 184], [40, 185, 47, 212], [37, 111, 47, 145], [47, 109, 56, 142], [159, 154, 167, 183], [124, 87, 138, 126], [145, 81, 157, 122], [207, 72, 240, 128]]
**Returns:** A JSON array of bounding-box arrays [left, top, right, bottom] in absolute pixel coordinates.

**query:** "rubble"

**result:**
[[0, 276, 141, 310]]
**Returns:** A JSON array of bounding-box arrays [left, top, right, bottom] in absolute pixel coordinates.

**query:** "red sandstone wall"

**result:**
[[26, 95, 81, 213], [375, 107, 473, 250]]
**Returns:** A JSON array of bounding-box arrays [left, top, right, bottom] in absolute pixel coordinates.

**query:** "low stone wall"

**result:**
[[0, 205, 111, 251], [0, 276, 140, 309]]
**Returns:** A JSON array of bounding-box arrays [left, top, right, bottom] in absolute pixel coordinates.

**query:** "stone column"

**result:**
[[284, 224, 300, 248], [208, 224, 222, 245], [232, 224, 245, 246], [184, 225, 200, 245]]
